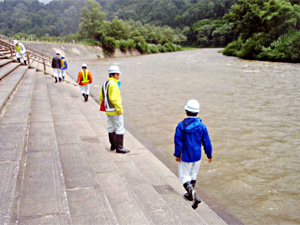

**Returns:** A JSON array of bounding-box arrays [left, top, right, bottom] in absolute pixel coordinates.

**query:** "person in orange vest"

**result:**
[[61, 55, 68, 80], [77, 64, 92, 102]]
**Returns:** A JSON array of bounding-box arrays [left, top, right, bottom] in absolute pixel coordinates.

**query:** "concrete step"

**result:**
[[0, 58, 13, 67], [45, 76, 119, 225], [59, 78, 226, 224], [12, 71, 72, 224], [29, 60, 44, 72], [56, 78, 226, 224], [0, 65, 28, 111], [0, 62, 20, 80], [0, 55, 9, 59], [0, 68, 37, 225], [0, 50, 11, 56], [50, 81, 157, 224]]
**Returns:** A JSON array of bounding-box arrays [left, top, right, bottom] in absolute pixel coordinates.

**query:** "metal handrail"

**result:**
[[0, 37, 52, 72]]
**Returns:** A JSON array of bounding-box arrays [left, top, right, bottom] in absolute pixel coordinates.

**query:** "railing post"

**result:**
[[9, 46, 13, 57], [43, 59, 46, 72], [27, 52, 30, 65]]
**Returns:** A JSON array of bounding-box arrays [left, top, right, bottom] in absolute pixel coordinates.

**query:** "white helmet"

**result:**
[[13, 40, 19, 45], [82, 63, 87, 68], [56, 50, 60, 55], [185, 99, 200, 113], [61, 55, 65, 58], [108, 65, 121, 74]]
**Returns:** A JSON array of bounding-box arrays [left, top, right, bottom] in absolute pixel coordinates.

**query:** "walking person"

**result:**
[[174, 99, 213, 209], [51, 51, 62, 83], [77, 64, 92, 102], [99, 65, 130, 154], [61, 55, 68, 80], [13, 40, 27, 65]]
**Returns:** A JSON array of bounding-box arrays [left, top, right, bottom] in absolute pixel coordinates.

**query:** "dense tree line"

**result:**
[[223, 0, 300, 62], [0, 0, 237, 48], [0, 0, 86, 37]]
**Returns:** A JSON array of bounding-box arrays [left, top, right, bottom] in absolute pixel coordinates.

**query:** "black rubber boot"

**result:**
[[183, 182, 193, 201], [191, 180, 196, 188], [108, 132, 116, 151], [85, 95, 89, 102], [24, 60, 27, 65], [59, 77, 62, 82], [55, 77, 58, 83], [116, 134, 130, 154], [192, 191, 202, 209], [82, 93, 86, 101], [17, 58, 21, 63]]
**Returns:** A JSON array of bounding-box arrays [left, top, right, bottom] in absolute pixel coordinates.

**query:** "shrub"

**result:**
[[148, 44, 159, 53], [223, 38, 243, 56], [258, 32, 300, 62], [136, 41, 148, 54], [117, 39, 129, 52], [102, 36, 117, 53], [127, 39, 136, 49], [163, 42, 175, 52], [239, 33, 271, 59]]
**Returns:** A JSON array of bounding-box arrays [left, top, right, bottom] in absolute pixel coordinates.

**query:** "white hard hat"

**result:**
[[13, 40, 19, 45], [61, 55, 65, 58], [185, 99, 200, 113], [108, 65, 121, 74], [82, 63, 87, 68], [56, 50, 60, 55]]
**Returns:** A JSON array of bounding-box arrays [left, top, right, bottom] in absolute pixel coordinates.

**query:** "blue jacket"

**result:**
[[61, 59, 68, 70], [174, 117, 212, 163]]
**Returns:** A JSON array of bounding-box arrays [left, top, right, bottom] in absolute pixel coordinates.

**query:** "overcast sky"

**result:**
[[38, 0, 52, 3]]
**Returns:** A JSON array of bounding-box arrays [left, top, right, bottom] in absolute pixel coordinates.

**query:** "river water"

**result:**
[[68, 49, 300, 225]]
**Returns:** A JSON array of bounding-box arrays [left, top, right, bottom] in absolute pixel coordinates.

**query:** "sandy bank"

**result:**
[[23, 41, 142, 61]]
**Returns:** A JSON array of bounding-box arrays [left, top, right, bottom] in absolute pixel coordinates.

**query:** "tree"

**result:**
[[223, 0, 300, 62], [78, 0, 106, 40]]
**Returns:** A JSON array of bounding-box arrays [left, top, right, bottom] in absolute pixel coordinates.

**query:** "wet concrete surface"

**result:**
[[66, 49, 300, 225]]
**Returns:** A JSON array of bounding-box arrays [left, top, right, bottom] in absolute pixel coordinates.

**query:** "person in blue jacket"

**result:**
[[61, 55, 68, 80], [174, 99, 213, 210]]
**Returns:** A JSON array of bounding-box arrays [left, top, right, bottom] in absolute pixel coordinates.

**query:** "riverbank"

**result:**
[[23, 41, 243, 224], [22, 41, 300, 225], [68, 49, 299, 225]]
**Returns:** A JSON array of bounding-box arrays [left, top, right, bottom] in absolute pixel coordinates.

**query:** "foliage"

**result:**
[[223, 0, 300, 62], [1, 0, 300, 61], [257, 32, 300, 62], [0, 0, 86, 37], [101, 36, 117, 53], [78, 0, 106, 40]]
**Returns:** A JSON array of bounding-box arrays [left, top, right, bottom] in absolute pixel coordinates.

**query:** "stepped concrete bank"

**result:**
[[0, 41, 230, 224]]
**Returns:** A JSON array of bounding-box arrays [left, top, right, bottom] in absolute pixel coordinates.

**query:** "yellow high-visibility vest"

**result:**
[[15, 44, 21, 52], [61, 59, 66, 67], [81, 70, 90, 83]]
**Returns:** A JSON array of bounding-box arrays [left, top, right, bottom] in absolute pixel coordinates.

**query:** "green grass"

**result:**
[[180, 46, 198, 51]]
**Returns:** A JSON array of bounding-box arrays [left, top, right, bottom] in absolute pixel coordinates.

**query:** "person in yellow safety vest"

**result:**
[[61, 55, 68, 80], [99, 65, 130, 154], [77, 63, 92, 102], [13, 40, 27, 65]]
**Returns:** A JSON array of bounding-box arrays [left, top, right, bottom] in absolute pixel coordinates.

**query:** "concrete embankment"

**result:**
[[0, 41, 232, 224], [23, 41, 142, 60]]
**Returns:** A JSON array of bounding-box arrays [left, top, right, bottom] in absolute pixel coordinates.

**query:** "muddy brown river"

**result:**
[[67, 49, 300, 225]]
